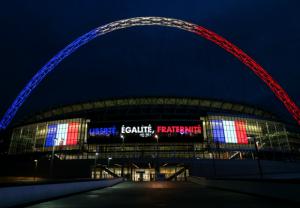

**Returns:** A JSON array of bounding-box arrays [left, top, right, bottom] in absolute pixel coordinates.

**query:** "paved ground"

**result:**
[[25, 181, 296, 208]]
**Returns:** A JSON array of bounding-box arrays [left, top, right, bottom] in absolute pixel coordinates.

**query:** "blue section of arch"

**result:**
[[0, 29, 100, 130]]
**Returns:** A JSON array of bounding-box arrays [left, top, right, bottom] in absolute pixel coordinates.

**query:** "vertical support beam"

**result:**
[[174, 142, 176, 158], [131, 167, 133, 181], [283, 124, 290, 151], [114, 143, 116, 158], [33, 125, 38, 151], [193, 142, 196, 158], [266, 123, 273, 148], [134, 143, 136, 158], [175, 166, 177, 181], [122, 163, 124, 179], [154, 143, 156, 157], [94, 144, 98, 178], [202, 141, 205, 159], [239, 151, 243, 160], [127, 166, 129, 181], [226, 151, 229, 159]]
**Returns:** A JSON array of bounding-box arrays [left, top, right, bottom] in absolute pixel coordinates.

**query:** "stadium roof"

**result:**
[[12, 96, 292, 127]]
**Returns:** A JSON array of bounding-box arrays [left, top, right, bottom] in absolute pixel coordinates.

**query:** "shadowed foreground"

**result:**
[[24, 181, 296, 208]]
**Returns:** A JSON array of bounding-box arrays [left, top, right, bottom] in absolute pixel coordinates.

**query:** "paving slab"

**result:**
[[24, 181, 297, 208]]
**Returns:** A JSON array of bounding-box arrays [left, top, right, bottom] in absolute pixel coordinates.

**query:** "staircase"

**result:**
[[229, 151, 240, 160], [166, 168, 185, 181], [103, 167, 120, 177]]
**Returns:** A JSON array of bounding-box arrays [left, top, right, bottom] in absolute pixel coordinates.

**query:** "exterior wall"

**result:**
[[0, 178, 123, 208], [9, 118, 86, 155], [0, 160, 92, 179], [7, 115, 293, 162], [206, 114, 290, 151], [188, 176, 300, 203]]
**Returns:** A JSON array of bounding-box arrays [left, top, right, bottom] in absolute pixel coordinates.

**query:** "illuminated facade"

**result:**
[[3, 96, 299, 180], [7, 96, 294, 164]]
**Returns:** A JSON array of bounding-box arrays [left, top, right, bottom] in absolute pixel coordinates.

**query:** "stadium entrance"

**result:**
[[92, 163, 189, 181]]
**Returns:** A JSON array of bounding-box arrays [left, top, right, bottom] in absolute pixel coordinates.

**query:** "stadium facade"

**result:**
[[2, 96, 300, 181]]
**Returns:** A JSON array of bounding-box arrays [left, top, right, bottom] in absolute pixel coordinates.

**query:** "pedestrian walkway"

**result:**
[[25, 181, 296, 207]]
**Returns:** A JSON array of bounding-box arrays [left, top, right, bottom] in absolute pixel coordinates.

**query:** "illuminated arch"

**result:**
[[1, 17, 299, 130]]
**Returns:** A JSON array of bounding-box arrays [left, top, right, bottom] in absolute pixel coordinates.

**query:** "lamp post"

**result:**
[[49, 138, 58, 181], [155, 135, 158, 158], [94, 144, 98, 179], [211, 151, 217, 178], [247, 135, 263, 179], [121, 135, 124, 158], [34, 160, 38, 180], [108, 157, 112, 169]]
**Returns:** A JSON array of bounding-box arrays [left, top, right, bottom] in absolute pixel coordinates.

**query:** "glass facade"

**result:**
[[9, 118, 86, 155], [206, 114, 290, 151], [8, 115, 290, 160]]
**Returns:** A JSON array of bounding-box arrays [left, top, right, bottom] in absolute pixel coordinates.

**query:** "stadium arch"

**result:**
[[1, 17, 299, 130]]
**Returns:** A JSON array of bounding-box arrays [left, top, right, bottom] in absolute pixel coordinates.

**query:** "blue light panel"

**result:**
[[45, 124, 58, 147], [212, 120, 225, 143]]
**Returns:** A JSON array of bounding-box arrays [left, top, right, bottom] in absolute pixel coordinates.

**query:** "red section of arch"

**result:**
[[194, 26, 300, 125]]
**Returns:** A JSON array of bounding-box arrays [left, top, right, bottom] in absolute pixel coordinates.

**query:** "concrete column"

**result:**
[[240, 151, 243, 160], [131, 168, 133, 181], [202, 141, 205, 159], [174, 142, 176, 158], [154, 143, 156, 157], [122, 163, 124, 179], [33, 125, 38, 150], [226, 151, 229, 159], [127, 166, 129, 181], [114, 143, 116, 158], [193, 143, 196, 158], [175, 166, 177, 181], [134, 143, 136, 158]]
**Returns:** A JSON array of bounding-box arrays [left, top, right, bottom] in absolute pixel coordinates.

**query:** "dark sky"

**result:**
[[0, 0, 300, 126]]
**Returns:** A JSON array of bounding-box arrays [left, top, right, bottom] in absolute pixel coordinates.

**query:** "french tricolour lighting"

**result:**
[[45, 122, 79, 147], [1, 17, 299, 131], [212, 120, 248, 144]]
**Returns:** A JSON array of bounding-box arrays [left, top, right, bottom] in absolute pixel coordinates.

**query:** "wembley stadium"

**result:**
[[1, 96, 300, 181]]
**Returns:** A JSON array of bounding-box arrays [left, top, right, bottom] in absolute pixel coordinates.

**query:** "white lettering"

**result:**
[[125, 127, 131, 133]]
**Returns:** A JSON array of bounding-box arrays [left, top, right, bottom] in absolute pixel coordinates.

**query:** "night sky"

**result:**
[[0, 0, 300, 126]]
